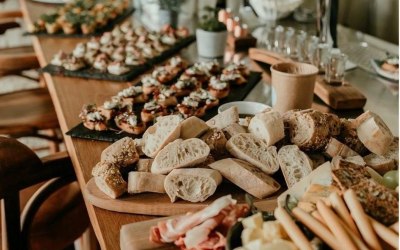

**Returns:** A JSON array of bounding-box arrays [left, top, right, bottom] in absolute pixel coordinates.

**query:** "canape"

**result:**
[[107, 61, 130, 75], [152, 66, 174, 84], [189, 88, 219, 109], [142, 75, 161, 95], [72, 42, 86, 58], [171, 77, 200, 97], [51, 50, 68, 66], [100, 43, 114, 56], [93, 53, 109, 72], [63, 56, 85, 71], [208, 76, 230, 99], [223, 61, 250, 77], [100, 32, 112, 45], [79, 104, 107, 131], [87, 37, 101, 51], [114, 111, 146, 135], [117, 85, 148, 105], [177, 96, 206, 118], [111, 46, 125, 62], [200, 60, 221, 75], [140, 100, 166, 123], [154, 87, 178, 107], [220, 70, 247, 85], [98, 96, 124, 121], [181, 64, 209, 85]]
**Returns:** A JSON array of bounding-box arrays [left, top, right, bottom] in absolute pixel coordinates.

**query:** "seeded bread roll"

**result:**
[[209, 158, 280, 199], [200, 128, 228, 158], [324, 138, 359, 158], [164, 168, 222, 202], [92, 162, 127, 199], [180, 116, 209, 139], [356, 111, 394, 155], [128, 172, 166, 194], [335, 118, 368, 155], [278, 145, 313, 188], [206, 106, 239, 129], [363, 154, 396, 175], [226, 133, 280, 174], [101, 137, 139, 167], [248, 110, 285, 146], [142, 115, 182, 158], [151, 138, 210, 174], [222, 123, 247, 139]]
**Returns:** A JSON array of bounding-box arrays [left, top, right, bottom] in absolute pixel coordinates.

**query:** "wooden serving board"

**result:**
[[85, 178, 278, 216]]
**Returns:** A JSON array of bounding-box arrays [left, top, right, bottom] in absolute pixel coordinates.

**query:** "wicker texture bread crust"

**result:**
[[278, 145, 313, 188], [151, 138, 210, 174], [209, 158, 280, 199], [180, 116, 209, 139], [101, 137, 139, 167], [226, 133, 279, 174], [127, 172, 166, 194], [248, 110, 285, 146], [363, 154, 396, 175], [142, 115, 182, 158], [331, 160, 371, 190], [164, 168, 222, 202]]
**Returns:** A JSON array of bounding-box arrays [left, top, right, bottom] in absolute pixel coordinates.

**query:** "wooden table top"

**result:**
[[19, 1, 399, 249]]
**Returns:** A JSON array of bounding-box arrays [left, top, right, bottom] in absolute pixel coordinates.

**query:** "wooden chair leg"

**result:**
[[75, 226, 99, 250], [47, 129, 60, 154]]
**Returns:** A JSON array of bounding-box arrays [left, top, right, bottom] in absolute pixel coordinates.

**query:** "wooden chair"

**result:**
[[0, 136, 90, 250]]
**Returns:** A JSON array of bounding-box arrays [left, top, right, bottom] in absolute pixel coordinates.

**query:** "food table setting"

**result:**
[[19, 0, 398, 249]]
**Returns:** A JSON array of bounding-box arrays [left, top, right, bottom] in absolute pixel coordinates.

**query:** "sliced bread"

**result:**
[[92, 163, 127, 199], [226, 133, 279, 174], [331, 159, 371, 191], [307, 153, 326, 169], [356, 111, 394, 155], [101, 137, 139, 167], [277, 145, 313, 188], [324, 137, 359, 158], [248, 110, 285, 146], [206, 106, 239, 129], [209, 158, 280, 199], [180, 116, 209, 139], [151, 138, 210, 174], [142, 115, 182, 158], [363, 153, 395, 175], [222, 123, 247, 139], [200, 128, 228, 158], [164, 168, 222, 202], [335, 118, 368, 155], [127, 172, 166, 194], [135, 158, 154, 172], [382, 137, 399, 167]]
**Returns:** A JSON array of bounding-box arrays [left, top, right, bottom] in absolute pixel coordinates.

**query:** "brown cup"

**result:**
[[271, 62, 318, 113]]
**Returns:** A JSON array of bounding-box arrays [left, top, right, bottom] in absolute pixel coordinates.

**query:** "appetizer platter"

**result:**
[[370, 56, 399, 82], [85, 106, 399, 222], [66, 57, 262, 142], [42, 24, 195, 81], [27, 0, 134, 37]]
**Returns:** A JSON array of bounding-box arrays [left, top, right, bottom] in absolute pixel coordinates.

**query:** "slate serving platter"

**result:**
[[41, 35, 196, 82], [66, 71, 262, 142], [25, 7, 135, 38]]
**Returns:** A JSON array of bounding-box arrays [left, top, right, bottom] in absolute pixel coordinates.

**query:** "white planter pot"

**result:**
[[196, 29, 227, 58]]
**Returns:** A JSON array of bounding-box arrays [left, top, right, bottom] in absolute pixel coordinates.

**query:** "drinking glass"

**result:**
[[309, 42, 331, 72], [273, 25, 285, 54], [306, 35, 319, 63], [325, 49, 348, 85], [296, 30, 308, 62], [284, 27, 296, 58]]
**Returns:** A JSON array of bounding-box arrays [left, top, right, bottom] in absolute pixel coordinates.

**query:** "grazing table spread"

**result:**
[[20, 0, 399, 249]]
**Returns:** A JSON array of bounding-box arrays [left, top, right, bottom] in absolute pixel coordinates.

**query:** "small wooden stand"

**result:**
[[227, 33, 257, 52]]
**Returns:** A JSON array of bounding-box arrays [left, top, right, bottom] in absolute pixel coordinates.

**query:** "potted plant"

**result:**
[[196, 6, 227, 58], [159, 0, 181, 29]]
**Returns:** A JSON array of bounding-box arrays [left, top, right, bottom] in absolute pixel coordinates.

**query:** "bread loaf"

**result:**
[[356, 111, 394, 155], [331, 155, 366, 168], [222, 123, 247, 139], [128, 172, 166, 194], [200, 128, 228, 158], [363, 154, 395, 175], [101, 137, 139, 167], [248, 110, 285, 146], [180, 116, 209, 139], [135, 158, 154, 172], [209, 158, 280, 199], [382, 137, 399, 167], [278, 145, 313, 188], [324, 138, 359, 158], [336, 118, 368, 155], [206, 106, 239, 129], [331, 160, 371, 190], [164, 168, 222, 202], [151, 138, 210, 174], [226, 133, 279, 174], [307, 153, 326, 169], [142, 115, 182, 158], [92, 163, 127, 199]]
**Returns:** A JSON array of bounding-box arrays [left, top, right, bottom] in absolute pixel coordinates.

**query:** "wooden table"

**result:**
[[19, 1, 399, 249]]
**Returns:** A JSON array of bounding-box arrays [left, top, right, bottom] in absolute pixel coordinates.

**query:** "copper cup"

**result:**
[[271, 62, 318, 113]]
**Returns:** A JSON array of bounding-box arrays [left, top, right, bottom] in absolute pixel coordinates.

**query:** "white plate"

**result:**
[[370, 59, 399, 82], [31, 0, 68, 4], [218, 101, 270, 115]]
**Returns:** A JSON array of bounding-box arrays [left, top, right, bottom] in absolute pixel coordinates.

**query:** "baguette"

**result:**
[[127, 172, 166, 194], [382, 137, 399, 167], [356, 111, 394, 155], [142, 115, 182, 158], [209, 158, 280, 199], [248, 110, 285, 146], [151, 138, 210, 174], [135, 158, 154, 172], [307, 153, 326, 169], [226, 133, 279, 174], [324, 138, 359, 158], [164, 168, 222, 202], [101, 137, 139, 167], [336, 118, 368, 155], [206, 106, 239, 129], [180, 116, 209, 139], [92, 163, 127, 199], [200, 128, 228, 158], [222, 123, 247, 139], [278, 145, 313, 188], [331, 155, 365, 168], [363, 153, 395, 175]]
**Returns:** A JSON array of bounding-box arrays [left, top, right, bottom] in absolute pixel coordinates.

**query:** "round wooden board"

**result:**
[[85, 178, 278, 216]]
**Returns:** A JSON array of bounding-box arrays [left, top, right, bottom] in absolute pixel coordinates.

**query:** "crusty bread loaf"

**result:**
[[278, 145, 313, 188], [248, 110, 285, 146], [206, 106, 239, 129], [127, 172, 166, 194], [324, 137, 359, 158], [226, 133, 279, 174], [363, 154, 395, 175], [164, 168, 222, 202], [335, 118, 368, 155], [200, 128, 228, 158], [331, 159, 371, 190], [135, 158, 154, 172], [331, 156, 365, 170], [209, 158, 280, 199], [101, 137, 139, 167], [382, 137, 399, 167], [180, 116, 209, 139], [222, 123, 247, 139], [142, 115, 182, 158], [356, 111, 394, 155], [151, 138, 210, 174], [134, 138, 145, 156], [92, 163, 127, 199], [307, 153, 326, 169]]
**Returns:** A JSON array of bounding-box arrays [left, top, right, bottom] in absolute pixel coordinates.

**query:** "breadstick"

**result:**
[[316, 201, 357, 250], [329, 192, 361, 238], [274, 207, 313, 250], [390, 222, 398, 233], [343, 189, 382, 250], [311, 210, 325, 225], [338, 217, 369, 250], [292, 207, 340, 250], [369, 217, 399, 249]]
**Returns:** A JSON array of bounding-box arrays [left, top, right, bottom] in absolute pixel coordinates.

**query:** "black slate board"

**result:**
[[25, 7, 135, 38], [41, 35, 196, 82], [66, 71, 262, 142]]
